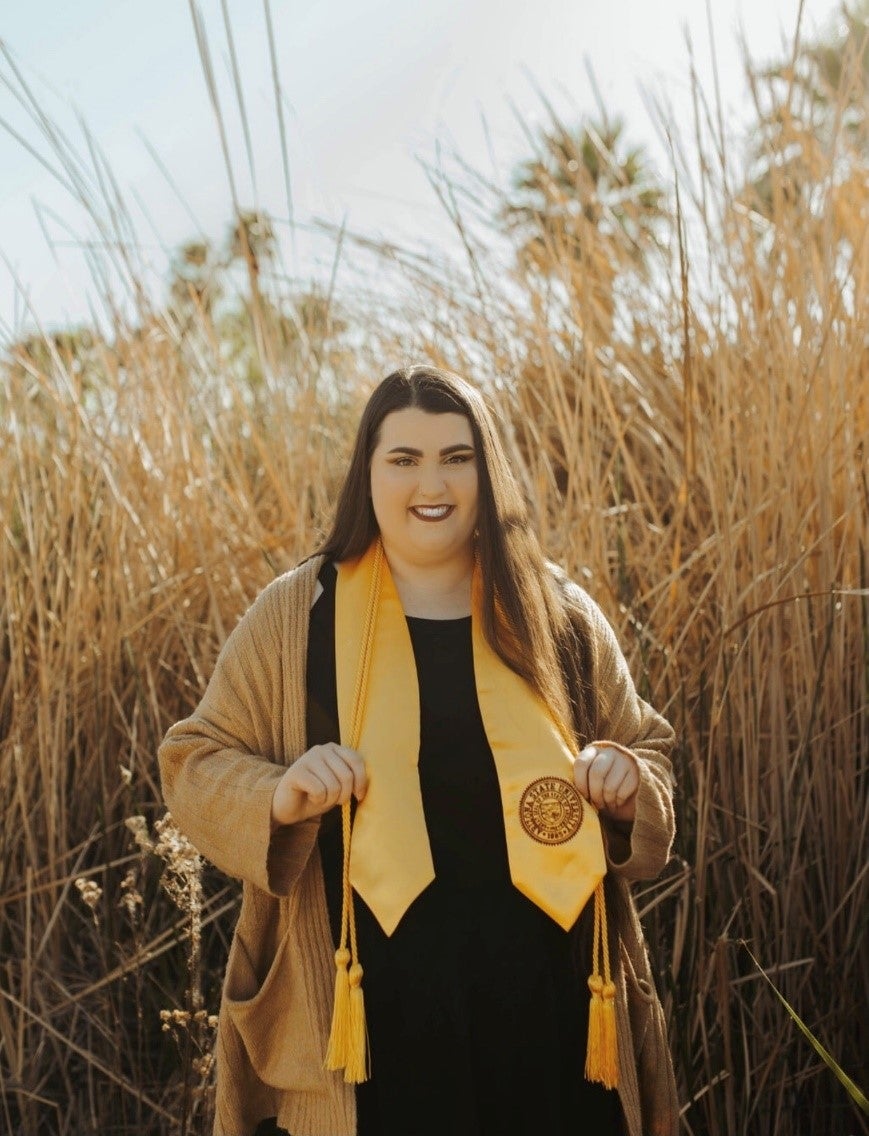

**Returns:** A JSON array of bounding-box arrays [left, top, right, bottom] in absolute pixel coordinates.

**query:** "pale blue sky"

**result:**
[[0, 0, 838, 335]]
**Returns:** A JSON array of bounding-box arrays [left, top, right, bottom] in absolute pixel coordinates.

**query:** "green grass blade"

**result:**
[[741, 943, 869, 1116]]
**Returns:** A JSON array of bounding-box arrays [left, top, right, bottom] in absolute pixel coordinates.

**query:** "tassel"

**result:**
[[585, 974, 618, 1088], [324, 947, 351, 1070], [586, 973, 605, 1079], [342, 961, 369, 1083], [598, 978, 619, 1088], [585, 881, 619, 1089]]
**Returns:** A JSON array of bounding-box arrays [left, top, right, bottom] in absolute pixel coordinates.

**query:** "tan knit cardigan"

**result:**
[[159, 555, 679, 1136]]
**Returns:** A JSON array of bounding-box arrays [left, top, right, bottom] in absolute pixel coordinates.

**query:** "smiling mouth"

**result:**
[[410, 505, 454, 521]]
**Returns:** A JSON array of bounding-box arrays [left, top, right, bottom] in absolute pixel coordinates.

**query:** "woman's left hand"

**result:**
[[573, 744, 639, 824]]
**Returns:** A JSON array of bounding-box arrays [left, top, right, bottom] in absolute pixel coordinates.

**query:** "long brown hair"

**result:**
[[318, 366, 596, 745]]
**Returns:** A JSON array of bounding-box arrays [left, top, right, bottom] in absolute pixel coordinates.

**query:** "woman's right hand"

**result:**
[[270, 743, 368, 828]]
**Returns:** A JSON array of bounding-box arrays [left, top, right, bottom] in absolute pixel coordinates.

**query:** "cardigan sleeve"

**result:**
[[573, 587, 676, 883], [158, 569, 320, 897]]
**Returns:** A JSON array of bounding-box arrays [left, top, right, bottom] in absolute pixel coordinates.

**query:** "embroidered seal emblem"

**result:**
[[519, 777, 584, 845]]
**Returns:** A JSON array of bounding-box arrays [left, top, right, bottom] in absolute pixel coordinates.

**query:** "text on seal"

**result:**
[[519, 777, 584, 845]]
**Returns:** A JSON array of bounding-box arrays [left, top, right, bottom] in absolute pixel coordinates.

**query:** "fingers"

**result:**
[[321, 744, 368, 803], [290, 757, 342, 807], [573, 744, 639, 819], [272, 743, 367, 826], [301, 744, 367, 806]]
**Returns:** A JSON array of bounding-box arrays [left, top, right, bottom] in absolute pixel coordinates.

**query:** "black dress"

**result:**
[[257, 561, 624, 1136]]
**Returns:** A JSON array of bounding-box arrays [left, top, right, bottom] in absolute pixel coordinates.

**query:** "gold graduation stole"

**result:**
[[324, 538, 618, 1089]]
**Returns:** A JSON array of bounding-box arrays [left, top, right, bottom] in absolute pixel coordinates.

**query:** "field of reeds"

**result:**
[[1, 9, 867, 1135]]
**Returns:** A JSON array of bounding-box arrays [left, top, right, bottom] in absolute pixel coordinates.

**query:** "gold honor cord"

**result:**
[[586, 875, 618, 1089], [327, 539, 617, 1087], [324, 540, 383, 1083]]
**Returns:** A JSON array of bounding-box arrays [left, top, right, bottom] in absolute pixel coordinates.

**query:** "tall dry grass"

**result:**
[[1, 10, 867, 1135], [0, 285, 379, 1131]]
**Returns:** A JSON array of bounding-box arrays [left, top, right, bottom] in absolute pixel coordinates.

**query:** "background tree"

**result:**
[[497, 114, 669, 519], [169, 239, 224, 321], [745, 0, 869, 212], [502, 115, 667, 343]]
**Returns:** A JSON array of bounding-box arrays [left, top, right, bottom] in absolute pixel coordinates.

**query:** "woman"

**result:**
[[159, 366, 678, 1136]]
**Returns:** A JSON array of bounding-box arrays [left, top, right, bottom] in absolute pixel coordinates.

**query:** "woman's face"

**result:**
[[369, 407, 479, 569]]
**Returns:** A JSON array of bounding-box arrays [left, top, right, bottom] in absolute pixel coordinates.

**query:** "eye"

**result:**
[[390, 456, 416, 467], [446, 452, 473, 464]]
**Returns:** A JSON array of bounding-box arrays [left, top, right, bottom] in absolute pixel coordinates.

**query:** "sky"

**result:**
[[0, 0, 840, 337]]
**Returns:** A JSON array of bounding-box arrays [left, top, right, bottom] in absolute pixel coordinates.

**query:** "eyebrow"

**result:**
[[385, 444, 475, 457]]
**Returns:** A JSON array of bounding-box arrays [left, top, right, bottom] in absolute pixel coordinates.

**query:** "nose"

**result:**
[[417, 463, 447, 498]]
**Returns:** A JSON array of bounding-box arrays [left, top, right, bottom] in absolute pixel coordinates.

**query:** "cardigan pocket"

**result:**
[[620, 938, 656, 1060], [619, 937, 679, 1136], [222, 919, 324, 1091]]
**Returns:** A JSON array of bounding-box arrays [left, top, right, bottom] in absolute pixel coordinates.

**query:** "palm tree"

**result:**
[[503, 118, 665, 266], [502, 117, 666, 341], [226, 210, 278, 284], [168, 239, 223, 318], [745, 1, 869, 214], [224, 209, 281, 380], [784, 0, 869, 141]]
